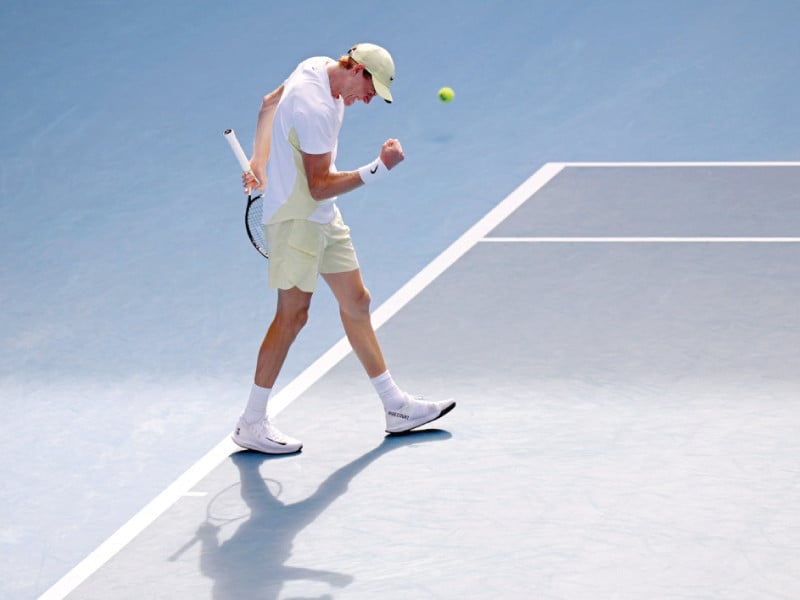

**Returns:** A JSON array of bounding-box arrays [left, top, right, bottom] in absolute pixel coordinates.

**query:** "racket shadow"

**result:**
[[196, 429, 451, 598]]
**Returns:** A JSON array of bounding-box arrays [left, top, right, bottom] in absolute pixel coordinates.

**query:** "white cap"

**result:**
[[348, 43, 395, 103]]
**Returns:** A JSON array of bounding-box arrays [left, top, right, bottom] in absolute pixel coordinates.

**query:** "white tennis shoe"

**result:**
[[385, 395, 456, 434], [232, 416, 303, 454]]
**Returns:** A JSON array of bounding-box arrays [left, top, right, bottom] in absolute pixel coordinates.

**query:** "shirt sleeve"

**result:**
[[292, 96, 337, 155]]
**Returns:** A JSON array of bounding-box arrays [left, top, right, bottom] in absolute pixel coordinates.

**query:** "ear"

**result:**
[[352, 63, 365, 76]]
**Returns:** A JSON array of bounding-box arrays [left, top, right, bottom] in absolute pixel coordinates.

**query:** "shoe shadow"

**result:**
[[194, 429, 451, 599]]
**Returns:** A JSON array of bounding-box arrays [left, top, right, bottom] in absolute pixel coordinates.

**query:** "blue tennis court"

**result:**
[[41, 163, 800, 599]]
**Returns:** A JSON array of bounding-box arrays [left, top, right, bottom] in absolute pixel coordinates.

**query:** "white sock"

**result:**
[[370, 370, 405, 409], [243, 383, 271, 424]]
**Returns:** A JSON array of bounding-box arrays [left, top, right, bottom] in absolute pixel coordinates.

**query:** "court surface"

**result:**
[[45, 163, 800, 599]]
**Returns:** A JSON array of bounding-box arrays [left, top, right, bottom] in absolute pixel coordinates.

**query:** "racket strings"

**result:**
[[245, 194, 268, 258]]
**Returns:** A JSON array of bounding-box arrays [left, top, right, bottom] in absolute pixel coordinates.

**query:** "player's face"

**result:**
[[342, 65, 377, 106]]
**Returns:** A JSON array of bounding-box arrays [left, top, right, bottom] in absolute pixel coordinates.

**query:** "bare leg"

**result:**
[[254, 287, 313, 388], [323, 269, 456, 433], [322, 269, 386, 378]]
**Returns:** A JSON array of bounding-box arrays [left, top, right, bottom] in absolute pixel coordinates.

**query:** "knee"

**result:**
[[276, 304, 310, 335], [341, 287, 372, 319]]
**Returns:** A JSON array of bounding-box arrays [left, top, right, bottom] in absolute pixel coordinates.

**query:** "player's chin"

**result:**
[[346, 96, 370, 107]]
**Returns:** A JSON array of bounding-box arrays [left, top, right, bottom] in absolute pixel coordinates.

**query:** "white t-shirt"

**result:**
[[262, 56, 345, 225]]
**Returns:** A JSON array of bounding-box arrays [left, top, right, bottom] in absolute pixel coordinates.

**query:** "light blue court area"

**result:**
[[2, 1, 800, 598], [43, 163, 800, 598]]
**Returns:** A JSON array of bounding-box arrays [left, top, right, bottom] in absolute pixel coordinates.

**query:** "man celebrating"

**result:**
[[233, 43, 455, 454]]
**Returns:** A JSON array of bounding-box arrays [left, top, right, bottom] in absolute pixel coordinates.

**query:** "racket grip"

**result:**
[[223, 129, 253, 174]]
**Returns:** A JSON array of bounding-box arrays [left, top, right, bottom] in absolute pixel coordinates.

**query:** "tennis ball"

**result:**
[[438, 86, 455, 103]]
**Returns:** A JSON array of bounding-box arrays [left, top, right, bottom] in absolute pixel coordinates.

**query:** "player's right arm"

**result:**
[[243, 83, 284, 192]]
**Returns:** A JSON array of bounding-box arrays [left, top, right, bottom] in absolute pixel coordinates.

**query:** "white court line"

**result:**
[[558, 161, 800, 167], [38, 163, 565, 600], [481, 237, 800, 243]]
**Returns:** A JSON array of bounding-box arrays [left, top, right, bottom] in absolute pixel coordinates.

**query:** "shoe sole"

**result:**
[[231, 434, 302, 455], [385, 401, 456, 434]]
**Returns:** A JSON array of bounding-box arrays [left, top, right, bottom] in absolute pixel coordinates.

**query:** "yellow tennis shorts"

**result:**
[[264, 210, 359, 293]]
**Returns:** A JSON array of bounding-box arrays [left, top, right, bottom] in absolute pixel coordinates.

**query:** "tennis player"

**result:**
[[232, 43, 455, 454]]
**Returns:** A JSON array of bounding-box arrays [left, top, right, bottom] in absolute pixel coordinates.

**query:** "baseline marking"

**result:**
[[558, 161, 800, 168], [481, 237, 800, 243]]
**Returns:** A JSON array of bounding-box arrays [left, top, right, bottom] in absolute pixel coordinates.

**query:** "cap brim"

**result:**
[[373, 79, 393, 103]]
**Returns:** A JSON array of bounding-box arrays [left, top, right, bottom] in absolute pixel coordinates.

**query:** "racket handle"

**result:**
[[223, 129, 253, 174]]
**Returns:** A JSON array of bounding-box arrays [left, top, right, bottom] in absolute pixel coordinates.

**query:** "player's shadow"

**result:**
[[196, 429, 451, 599]]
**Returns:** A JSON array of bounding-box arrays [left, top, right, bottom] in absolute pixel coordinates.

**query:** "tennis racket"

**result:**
[[223, 129, 269, 259]]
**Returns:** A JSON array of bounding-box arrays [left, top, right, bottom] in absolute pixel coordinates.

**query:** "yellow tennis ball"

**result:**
[[438, 86, 455, 103]]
